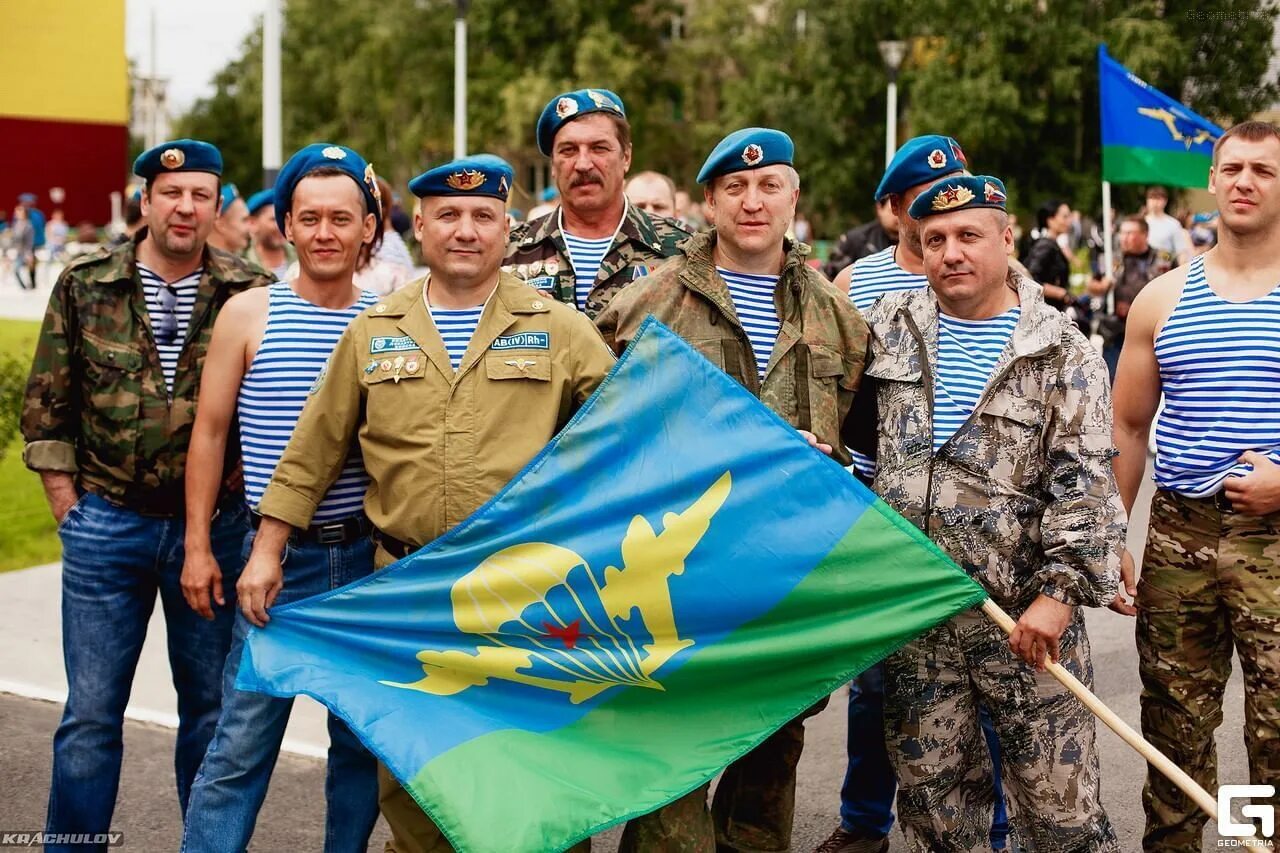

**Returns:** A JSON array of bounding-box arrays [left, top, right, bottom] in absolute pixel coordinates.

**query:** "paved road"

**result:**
[[0, 467, 1254, 851]]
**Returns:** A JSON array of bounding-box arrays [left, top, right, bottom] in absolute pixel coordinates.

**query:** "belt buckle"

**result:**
[[315, 523, 347, 545]]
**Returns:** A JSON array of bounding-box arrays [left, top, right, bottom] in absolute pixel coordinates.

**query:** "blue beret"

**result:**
[[536, 89, 626, 156], [874, 135, 967, 202], [697, 127, 795, 185], [245, 189, 274, 216], [219, 184, 241, 211], [133, 139, 223, 181], [408, 155, 513, 202], [540, 186, 559, 203], [273, 143, 383, 234], [907, 175, 1008, 221]]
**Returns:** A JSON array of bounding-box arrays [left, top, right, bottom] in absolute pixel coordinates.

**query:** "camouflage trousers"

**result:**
[[618, 698, 829, 853], [883, 609, 1118, 853], [1137, 489, 1280, 852]]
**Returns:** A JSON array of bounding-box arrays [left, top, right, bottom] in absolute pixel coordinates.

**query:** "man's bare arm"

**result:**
[[41, 472, 78, 522]]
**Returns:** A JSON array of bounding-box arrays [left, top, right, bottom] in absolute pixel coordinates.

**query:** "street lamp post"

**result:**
[[454, 0, 469, 159], [878, 40, 907, 169], [263, 0, 282, 186]]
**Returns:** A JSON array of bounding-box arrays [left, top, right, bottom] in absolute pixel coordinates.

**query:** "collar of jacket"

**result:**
[[376, 271, 554, 319], [86, 227, 264, 287], [873, 269, 1062, 374], [516, 201, 667, 255], [676, 227, 812, 313]]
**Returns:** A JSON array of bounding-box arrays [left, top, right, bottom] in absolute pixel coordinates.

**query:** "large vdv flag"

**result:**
[[237, 319, 988, 852], [1099, 44, 1224, 188]]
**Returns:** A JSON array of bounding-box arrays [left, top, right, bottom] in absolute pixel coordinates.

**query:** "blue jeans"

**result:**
[[841, 663, 1010, 848], [46, 492, 249, 853], [181, 528, 379, 853]]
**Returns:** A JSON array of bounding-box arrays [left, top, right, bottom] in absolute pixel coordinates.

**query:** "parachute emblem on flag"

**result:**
[[1136, 107, 1216, 150], [383, 472, 732, 704]]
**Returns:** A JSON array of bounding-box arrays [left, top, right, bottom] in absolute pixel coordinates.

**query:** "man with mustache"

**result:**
[[597, 127, 868, 853], [1114, 120, 1280, 852], [22, 138, 272, 850], [504, 88, 689, 318]]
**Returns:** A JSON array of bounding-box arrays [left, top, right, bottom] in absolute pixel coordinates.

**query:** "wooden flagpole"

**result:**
[[979, 598, 1218, 818]]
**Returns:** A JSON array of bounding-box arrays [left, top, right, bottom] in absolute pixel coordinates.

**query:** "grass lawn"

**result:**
[[0, 318, 59, 573]]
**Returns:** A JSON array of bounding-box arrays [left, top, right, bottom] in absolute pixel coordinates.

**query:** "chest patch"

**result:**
[[370, 335, 420, 354], [492, 332, 550, 351]]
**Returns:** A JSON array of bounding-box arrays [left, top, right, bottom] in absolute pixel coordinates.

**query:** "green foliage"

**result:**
[[0, 320, 59, 572], [174, 0, 1279, 233], [0, 354, 24, 461]]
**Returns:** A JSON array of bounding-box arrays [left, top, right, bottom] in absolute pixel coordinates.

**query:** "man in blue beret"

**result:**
[[598, 128, 869, 853], [243, 154, 613, 853], [208, 183, 253, 257], [854, 174, 1126, 851], [244, 188, 291, 279], [504, 88, 689, 319], [22, 138, 273, 845], [180, 142, 384, 853]]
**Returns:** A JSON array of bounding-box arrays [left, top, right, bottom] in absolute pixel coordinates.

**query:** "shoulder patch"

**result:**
[[370, 335, 421, 354], [492, 332, 550, 351]]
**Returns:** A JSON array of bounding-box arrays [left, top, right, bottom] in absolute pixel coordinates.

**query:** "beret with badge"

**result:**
[[245, 189, 274, 216], [907, 174, 1008, 221], [408, 155, 513, 202], [133, 138, 224, 181], [696, 127, 795, 185], [535, 88, 627, 156], [273, 143, 383, 234], [874, 134, 967, 202]]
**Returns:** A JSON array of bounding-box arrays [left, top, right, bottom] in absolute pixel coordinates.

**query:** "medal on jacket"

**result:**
[[545, 257, 559, 277], [392, 355, 406, 382]]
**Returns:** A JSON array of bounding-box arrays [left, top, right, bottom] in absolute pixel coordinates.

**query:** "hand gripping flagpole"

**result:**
[[979, 598, 1218, 818]]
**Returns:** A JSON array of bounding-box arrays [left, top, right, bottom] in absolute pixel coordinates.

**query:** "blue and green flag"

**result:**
[[237, 319, 988, 852], [1099, 44, 1223, 188]]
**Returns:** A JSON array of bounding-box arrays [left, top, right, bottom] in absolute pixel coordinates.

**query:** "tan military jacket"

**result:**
[[864, 272, 1123, 610], [258, 273, 615, 550], [595, 228, 868, 466]]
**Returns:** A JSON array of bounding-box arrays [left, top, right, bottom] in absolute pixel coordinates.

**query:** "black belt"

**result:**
[[101, 484, 235, 519], [252, 511, 372, 546], [373, 530, 416, 559], [1212, 490, 1237, 513]]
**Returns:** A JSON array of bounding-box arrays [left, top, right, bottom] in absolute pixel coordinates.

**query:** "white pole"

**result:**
[[1102, 180, 1115, 312], [262, 0, 283, 185], [148, 9, 158, 148], [454, 4, 468, 159], [884, 80, 898, 169]]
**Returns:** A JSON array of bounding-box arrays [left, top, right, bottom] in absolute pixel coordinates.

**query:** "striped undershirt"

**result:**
[[563, 232, 614, 310], [429, 304, 485, 370], [240, 283, 376, 522], [138, 262, 202, 395], [847, 246, 927, 313], [1154, 254, 1280, 497], [717, 267, 780, 380], [847, 247, 927, 478], [933, 306, 1021, 452]]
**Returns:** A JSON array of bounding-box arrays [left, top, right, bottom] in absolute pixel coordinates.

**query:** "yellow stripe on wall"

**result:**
[[0, 0, 127, 125]]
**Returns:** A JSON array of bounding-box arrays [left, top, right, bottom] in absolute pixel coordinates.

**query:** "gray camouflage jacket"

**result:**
[[864, 272, 1123, 610]]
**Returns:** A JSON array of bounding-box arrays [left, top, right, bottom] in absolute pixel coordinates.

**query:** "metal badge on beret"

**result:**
[[586, 89, 619, 112], [160, 148, 185, 169], [931, 184, 975, 210], [983, 181, 1006, 204], [742, 144, 764, 166], [365, 163, 382, 207], [445, 169, 486, 191], [949, 140, 967, 166], [927, 149, 947, 169], [322, 146, 347, 160], [556, 97, 579, 119], [499, 174, 509, 195]]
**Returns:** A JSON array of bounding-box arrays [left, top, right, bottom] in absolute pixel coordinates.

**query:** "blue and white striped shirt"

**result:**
[[848, 246, 927, 313], [429, 305, 485, 370], [563, 232, 614, 310], [138, 263, 202, 395], [240, 283, 376, 522], [717, 267, 780, 380], [933, 306, 1021, 452], [1154, 255, 1280, 497]]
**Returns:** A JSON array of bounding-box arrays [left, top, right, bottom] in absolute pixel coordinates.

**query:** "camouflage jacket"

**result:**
[[504, 201, 690, 319], [596, 228, 869, 466], [863, 272, 1123, 610], [22, 230, 272, 509]]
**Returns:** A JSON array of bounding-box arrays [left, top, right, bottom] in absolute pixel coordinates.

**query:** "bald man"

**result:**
[[625, 170, 678, 220]]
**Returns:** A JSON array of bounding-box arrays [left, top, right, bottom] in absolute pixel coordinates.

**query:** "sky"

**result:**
[[126, 0, 268, 113]]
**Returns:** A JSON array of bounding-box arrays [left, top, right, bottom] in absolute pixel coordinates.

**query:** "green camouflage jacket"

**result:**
[[504, 201, 690, 319], [863, 272, 1124, 610], [22, 231, 271, 509], [596, 228, 869, 466]]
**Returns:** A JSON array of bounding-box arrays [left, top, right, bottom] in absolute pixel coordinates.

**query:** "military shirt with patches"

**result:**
[[862, 273, 1124, 610], [21, 231, 272, 508], [504, 201, 690, 319]]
